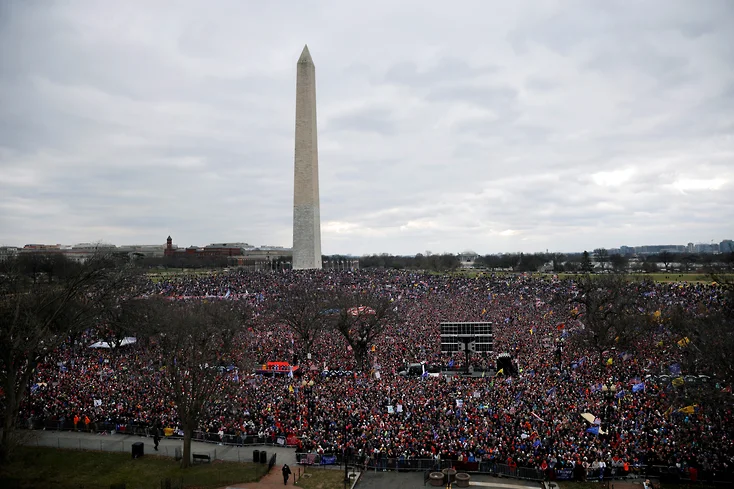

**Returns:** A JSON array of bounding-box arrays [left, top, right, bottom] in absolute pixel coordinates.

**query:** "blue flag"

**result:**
[[586, 426, 599, 435], [632, 382, 645, 393]]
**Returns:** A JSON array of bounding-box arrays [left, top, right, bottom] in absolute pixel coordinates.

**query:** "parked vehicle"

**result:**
[[398, 362, 441, 377]]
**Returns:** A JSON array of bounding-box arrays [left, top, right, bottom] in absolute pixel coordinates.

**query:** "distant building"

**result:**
[[687, 243, 695, 253], [634, 245, 686, 255], [720, 240, 734, 253], [164, 236, 292, 266], [0, 246, 19, 261], [22, 243, 62, 251], [458, 251, 479, 268], [164, 236, 244, 258], [694, 243, 719, 254], [619, 246, 635, 256]]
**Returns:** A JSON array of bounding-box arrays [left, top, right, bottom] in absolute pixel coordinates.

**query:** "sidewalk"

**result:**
[[22, 429, 298, 467], [220, 465, 290, 489], [221, 464, 359, 489]]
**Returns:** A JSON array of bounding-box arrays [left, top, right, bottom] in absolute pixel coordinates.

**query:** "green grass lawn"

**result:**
[[0, 447, 263, 489]]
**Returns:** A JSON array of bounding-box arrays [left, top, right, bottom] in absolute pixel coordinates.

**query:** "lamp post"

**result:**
[[600, 382, 617, 436], [340, 420, 349, 489]]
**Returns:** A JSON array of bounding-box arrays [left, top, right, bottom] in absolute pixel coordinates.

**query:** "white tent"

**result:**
[[89, 337, 137, 349]]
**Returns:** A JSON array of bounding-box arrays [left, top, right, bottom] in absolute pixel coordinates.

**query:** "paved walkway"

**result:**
[[221, 464, 359, 489], [21, 430, 555, 489], [22, 429, 298, 466], [356, 470, 543, 489], [220, 465, 288, 489]]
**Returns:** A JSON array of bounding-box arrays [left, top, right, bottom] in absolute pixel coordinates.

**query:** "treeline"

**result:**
[[358, 250, 734, 273], [358, 253, 461, 271], [12, 249, 733, 275]]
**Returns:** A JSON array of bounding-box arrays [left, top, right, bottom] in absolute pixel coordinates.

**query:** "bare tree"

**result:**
[[94, 276, 150, 349], [580, 251, 594, 273], [0, 254, 132, 461], [609, 254, 629, 273], [332, 289, 397, 372], [669, 277, 734, 387], [562, 275, 651, 366], [594, 248, 610, 272], [658, 251, 674, 272], [142, 299, 248, 468], [267, 281, 330, 360]]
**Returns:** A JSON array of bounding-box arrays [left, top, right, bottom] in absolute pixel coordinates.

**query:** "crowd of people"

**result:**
[[21, 269, 734, 480]]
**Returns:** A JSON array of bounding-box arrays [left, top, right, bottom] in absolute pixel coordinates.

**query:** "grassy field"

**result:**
[[0, 447, 263, 489], [448, 269, 729, 284], [145, 267, 730, 286]]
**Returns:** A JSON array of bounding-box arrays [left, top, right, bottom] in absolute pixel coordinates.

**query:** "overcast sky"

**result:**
[[1, 1, 733, 255]]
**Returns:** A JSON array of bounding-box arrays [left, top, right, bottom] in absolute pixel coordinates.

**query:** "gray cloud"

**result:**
[[384, 57, 496, 87], [1, 0, 733, 255], [325, 107, 395, 136]]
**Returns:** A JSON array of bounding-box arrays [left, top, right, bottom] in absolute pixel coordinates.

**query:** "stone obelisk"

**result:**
[[292, 45, 322, 270]]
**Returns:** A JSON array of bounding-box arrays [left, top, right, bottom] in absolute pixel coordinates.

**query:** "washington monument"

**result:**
[[292, 45, 322, 270]]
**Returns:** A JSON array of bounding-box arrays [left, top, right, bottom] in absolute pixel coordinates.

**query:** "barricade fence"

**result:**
[[27, 433, 274, 466], [18, 417, 297, 449], [295, 453, 733, 484], [19, 419, 734, 484]]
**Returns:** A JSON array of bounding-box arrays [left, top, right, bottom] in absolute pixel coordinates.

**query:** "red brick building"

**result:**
[[164, 236, 245, 258]]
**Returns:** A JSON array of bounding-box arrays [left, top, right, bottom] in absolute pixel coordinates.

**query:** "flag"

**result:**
[[224, 289, 231, 299], [606, 357, 613, 366], [632, 383, 645, 393], [669, 363, 681, 375], [496, 368, 504, 376], [288, 366, 294, 378], [677, 337, 691, 348], [678, 405, 697, 414], [586, 426, 600, 435], [672, 377, 685, 387], [288, 385, 294, 393]]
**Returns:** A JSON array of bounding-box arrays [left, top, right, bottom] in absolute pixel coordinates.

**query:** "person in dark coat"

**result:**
[[282, 464, 292, 485], [153, 427, 161, 451]]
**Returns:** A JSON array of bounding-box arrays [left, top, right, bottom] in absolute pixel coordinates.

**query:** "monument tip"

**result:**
[[298, 44, 313, 64]]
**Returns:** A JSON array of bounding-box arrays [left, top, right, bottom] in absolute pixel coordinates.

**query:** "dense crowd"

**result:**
[[22, 270, 734, 478]]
